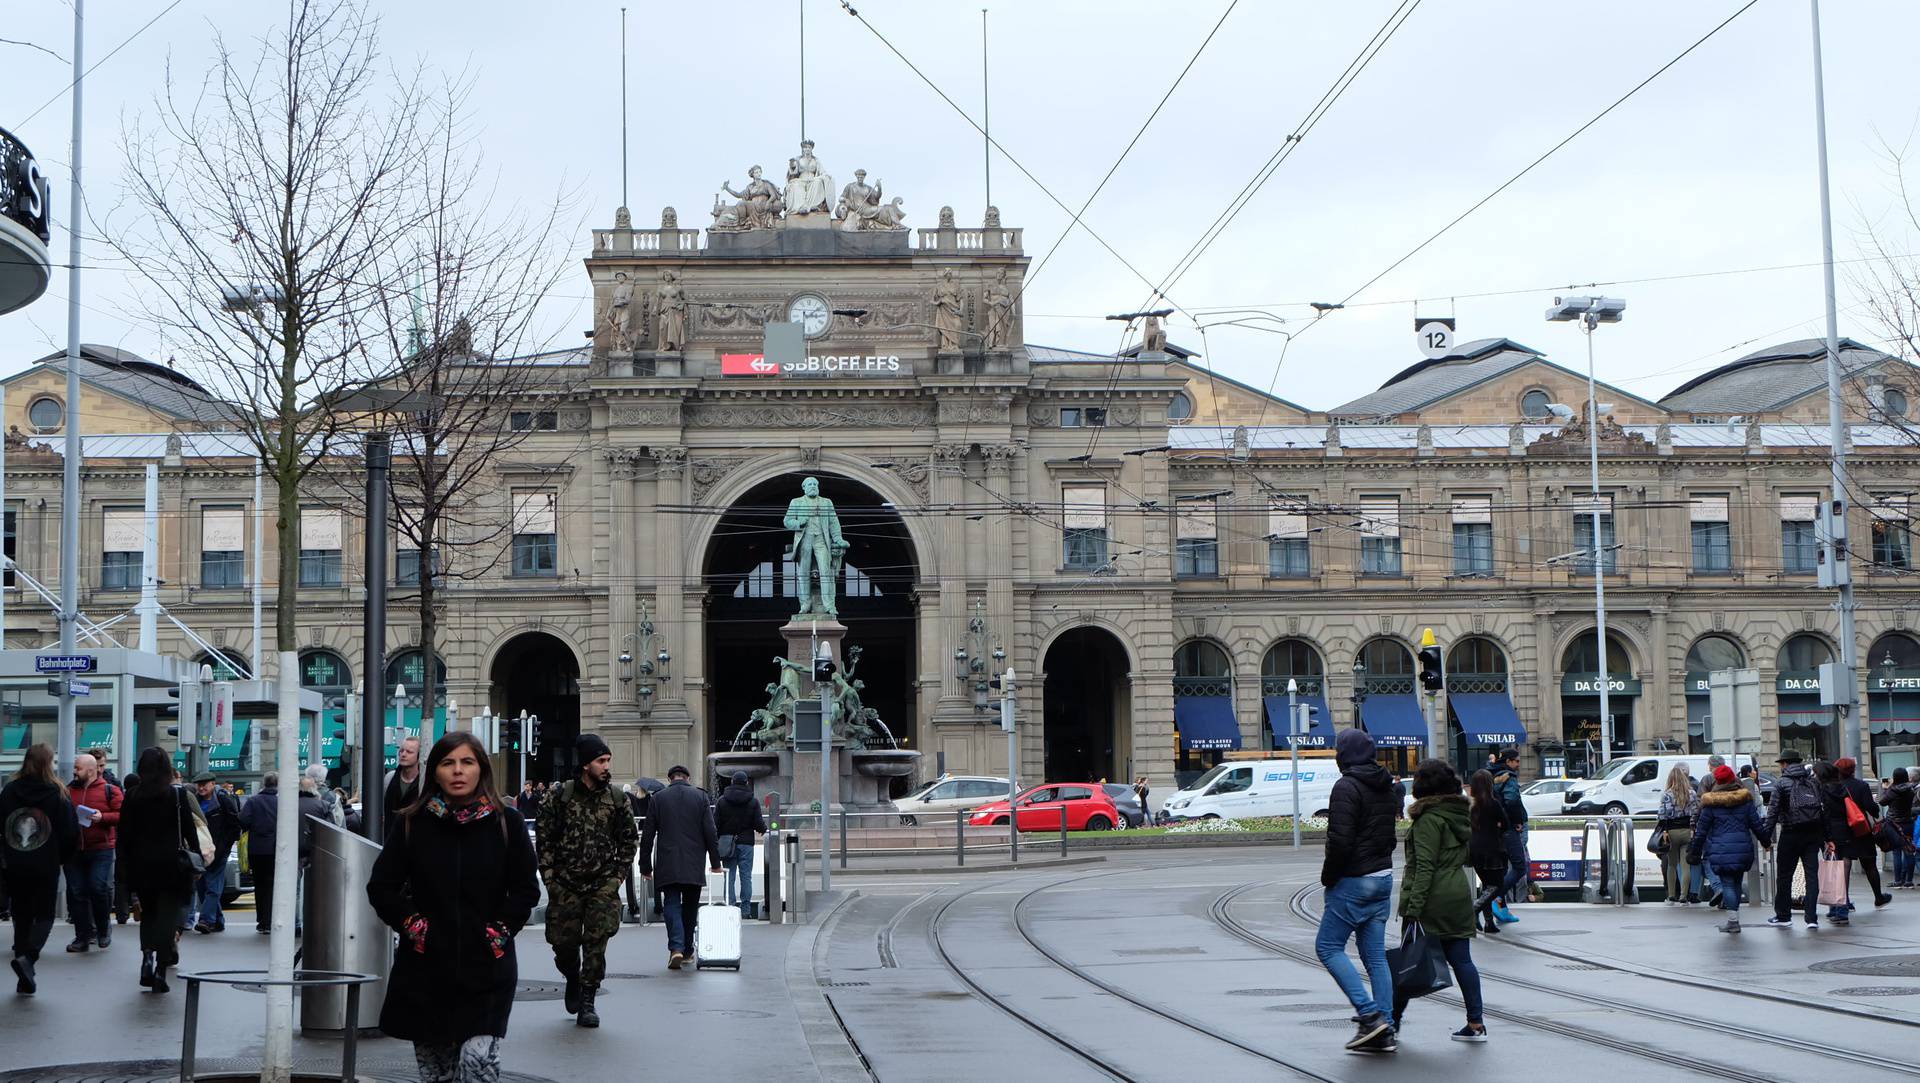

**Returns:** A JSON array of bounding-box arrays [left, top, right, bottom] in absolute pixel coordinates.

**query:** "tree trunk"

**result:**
[[275, 466, 303, 661], [418, 543, 437, 736]]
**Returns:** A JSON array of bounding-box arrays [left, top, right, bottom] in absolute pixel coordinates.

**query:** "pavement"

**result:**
[[5, 851, 1919, 1082]]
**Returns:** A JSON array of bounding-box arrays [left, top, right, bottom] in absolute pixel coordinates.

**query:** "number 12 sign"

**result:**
[[1415, 317, 1456, 359]]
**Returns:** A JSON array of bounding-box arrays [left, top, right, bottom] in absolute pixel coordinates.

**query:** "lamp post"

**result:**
[[1351, 660, 1369, 730], [1548, 294, 1626, 766], [1286, 678, 1301, 850], [1881, 651, 1897, 736]]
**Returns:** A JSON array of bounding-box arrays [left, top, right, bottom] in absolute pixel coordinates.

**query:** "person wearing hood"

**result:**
[[1392, 759, 1485, 1042], [535, 734, 638, 1028], [712, 770, 767, 918], [1315, 728, 1400, 1055], [1689, 765, 1769, 933], [1767, 750, 1826, 928], [1, 744, 81, 994], [1881, 768, 1916, 889]]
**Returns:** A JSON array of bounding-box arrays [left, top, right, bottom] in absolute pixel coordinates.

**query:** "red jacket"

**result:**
[[68, 776, 122, 852]]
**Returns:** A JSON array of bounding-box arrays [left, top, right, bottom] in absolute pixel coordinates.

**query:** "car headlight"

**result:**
[[1168, 797, 1189, 809]]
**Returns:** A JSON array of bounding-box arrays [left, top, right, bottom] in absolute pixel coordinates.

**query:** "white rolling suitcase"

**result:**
[[694, 870, 742, 970]]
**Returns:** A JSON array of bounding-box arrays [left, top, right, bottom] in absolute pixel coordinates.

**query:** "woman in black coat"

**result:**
[[0, 743, 80, 994], [1834, 758, 1888, 909], [367, 732, 538, 1083], [1466, 769, 1510, 933], [116, 746, 209, 992]]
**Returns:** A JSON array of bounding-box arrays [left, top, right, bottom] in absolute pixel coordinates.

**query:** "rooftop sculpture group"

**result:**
[[713, 141, 906, 233]]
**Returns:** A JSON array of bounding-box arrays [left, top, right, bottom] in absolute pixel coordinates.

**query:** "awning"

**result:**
[[1778, 695, 1831, 730], [1175, 695, 1242, 751], [1871, 693, 1920, 735], [1264, 694, 1333, 749], [1360, 694, 1427, 747], [173, 719, 251, 774], [1450, 693, 1528, 746]]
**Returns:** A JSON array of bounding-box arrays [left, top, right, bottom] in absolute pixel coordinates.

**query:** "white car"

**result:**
[[1162, 760, 1340, 821], [1520, 778, 1579, 818], [897, 775, 1012, 824]]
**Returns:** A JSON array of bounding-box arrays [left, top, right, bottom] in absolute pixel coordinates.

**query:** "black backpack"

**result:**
[[1777, 772, 1823, 828]]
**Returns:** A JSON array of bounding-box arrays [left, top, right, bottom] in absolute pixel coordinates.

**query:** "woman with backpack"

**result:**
[[1656, 765, 1701, 905], [1466, 770, 1509, 934], [367, 732, 539, 1083], [1689, 765, 1769, 933], [1392, 759, 1486, 1042], [1832, 758, 1888, 914], [0, 744, 80, 993], [1880, 768, 1916, 888]]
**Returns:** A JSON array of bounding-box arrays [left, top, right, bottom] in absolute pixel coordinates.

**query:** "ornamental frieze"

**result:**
[[683, 402, 936, 429], [609, 404, 680, 426]]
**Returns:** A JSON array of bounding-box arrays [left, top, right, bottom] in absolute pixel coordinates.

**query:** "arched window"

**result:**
[[1779, 634, 1832, 673], [1521, 389, 1551, 418], [1167, 391, 1194, 422], [299, 649, 352, 691], [1173, 640, 1232, 697], [28, 396, 63, 432], [1685, 635, 1745, 675], [1885, 387, 1909, 419], [1562, 631, 1632, 674], [385, 650, 448, 694], [1870, 632, 1920, 670], [1261, 639, 1324, 696], [1447, 637, 1508, 692], [1357, 638, 1414, 695], [194, 649, 249, 681]]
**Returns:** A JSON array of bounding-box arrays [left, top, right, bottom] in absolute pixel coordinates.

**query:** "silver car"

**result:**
[[897, 775, 1012, 825]]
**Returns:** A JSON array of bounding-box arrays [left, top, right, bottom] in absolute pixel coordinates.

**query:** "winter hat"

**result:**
[[576, 733, 612, 764], [1712, 765, 1735, 785], [731, 770, 750, 785]]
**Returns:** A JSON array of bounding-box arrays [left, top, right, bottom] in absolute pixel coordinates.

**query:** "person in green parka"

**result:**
[[1393, 758, 1487, 1042]]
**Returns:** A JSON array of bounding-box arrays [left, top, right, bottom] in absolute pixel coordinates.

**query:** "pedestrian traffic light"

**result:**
[[501, 716, 522, 751], [1418, 627, 1443, 693], [813, 648, 836, 683]]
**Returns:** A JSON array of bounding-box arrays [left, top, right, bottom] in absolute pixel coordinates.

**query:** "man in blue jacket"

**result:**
[[1489, 747, 1529, 921]]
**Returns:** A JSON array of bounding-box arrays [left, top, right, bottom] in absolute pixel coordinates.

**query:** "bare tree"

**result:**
[[324, 81, 583, 725], [109, 0, 426, 662]]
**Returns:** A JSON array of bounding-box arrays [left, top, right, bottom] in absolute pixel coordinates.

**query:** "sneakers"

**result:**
[[11, 957, 33, 995], [96, 929, 110, 949], [1493, 900, 1520, 924], [1808, 920, 1821, 930], [64, 937, 89, 954], [668, 951, 685, 971], [1345, 1013, 1394, 1052], [1875, 894, 1893, 908], [1765, 916, 1795, 928], [1717, 918, 1741, 934], [1828, 916, 1849, 926], [1686, 895, 1701, 905], [1451, 1024, 1488, 1043]]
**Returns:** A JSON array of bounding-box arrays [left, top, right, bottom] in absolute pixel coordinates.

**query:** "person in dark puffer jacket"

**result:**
[[1688, 765, 1769, 933], [1882, 768, 1916, 889], [1315, 728, 1400, 1055]]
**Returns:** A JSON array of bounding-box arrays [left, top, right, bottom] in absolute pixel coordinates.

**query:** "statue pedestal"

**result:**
[[780, 612, 845, 669], [783, 211, 835, 230]]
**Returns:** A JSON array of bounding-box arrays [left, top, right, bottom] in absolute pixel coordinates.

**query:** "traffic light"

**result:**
[[1417, 627, 1443, 693], [812, 651, 836, 683], [501, 716, 522, 751]]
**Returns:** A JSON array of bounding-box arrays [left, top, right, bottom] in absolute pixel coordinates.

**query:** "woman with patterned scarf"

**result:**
[[368, 733, 539, 1083]]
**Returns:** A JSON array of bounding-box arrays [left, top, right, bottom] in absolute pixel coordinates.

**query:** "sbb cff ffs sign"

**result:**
[[721, 353, 903, 376]]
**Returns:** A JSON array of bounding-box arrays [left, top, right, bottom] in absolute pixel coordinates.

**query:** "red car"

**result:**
[[967, 783, 1122, 832]]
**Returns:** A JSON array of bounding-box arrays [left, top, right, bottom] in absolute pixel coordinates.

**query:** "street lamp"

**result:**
[[1548, 294, 1626, 764], [1351, 660, 1369, 729], [1881, 650, 1898, 733]]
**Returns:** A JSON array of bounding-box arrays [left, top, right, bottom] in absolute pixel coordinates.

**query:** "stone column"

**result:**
[[930, 445, 974, 726], [604, 449, 643, 725], [639, 447, 694, 774]]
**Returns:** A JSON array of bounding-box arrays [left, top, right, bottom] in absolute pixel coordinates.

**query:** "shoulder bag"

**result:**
[[1385, 920, 1453, 1001], [173, 785, 213, 883], [1844, 794, 1871, 838]]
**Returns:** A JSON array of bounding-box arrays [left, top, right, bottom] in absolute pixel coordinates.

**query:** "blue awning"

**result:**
[[1360, 694, 1427, 747], [1450, 693, 1527, 746], [1264, 694, 1334, 749], [1175, 695, 1241, 751]]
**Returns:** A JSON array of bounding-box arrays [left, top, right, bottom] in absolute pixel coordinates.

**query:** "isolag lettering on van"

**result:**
[[1262, 771, 1322, 783]]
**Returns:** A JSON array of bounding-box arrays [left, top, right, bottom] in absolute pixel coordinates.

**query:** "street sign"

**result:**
[[36, 654, 95, 673], [67, 679, 91, 697], [208, 681, 235, 745]]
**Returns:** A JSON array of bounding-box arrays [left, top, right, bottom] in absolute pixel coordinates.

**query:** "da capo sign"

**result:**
[[720, 352, 903, 376]]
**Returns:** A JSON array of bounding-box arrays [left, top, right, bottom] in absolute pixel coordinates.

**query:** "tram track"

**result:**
[[1209, 880, 1919, 1081]]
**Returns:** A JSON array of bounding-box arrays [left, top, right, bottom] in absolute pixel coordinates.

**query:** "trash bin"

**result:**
[[301, 819, 388, 1035]]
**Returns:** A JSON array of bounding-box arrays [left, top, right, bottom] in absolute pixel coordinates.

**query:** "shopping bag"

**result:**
[[1385, 920, 1452, 1001], [1817, 854, 1850, 906], [1844, 795, 1870, 838]]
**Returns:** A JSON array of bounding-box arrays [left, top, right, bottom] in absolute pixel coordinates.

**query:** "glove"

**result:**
[[403, 914, 429, 954], [483, 922, 509, 960]]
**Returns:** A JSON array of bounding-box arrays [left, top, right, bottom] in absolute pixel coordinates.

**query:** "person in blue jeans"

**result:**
[[1491, 747, 1529, 922], [711, 771, 767, 918], [1316, 728, 1400, 1054], [191, 773, 241, 933], [64, 754, 121, 952]]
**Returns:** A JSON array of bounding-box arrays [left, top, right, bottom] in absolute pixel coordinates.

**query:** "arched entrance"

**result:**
[[1356, 638, 1425, 771], [1868, 632, 1920, 757], [1684, 635, 1746, 753], [490, 633, 580, 782], [1776, 634, 1835, 761], [1043, 627, 1132, 785], [1446, 637, 1521, 771], [1560, 631, 1637, 775], [1262, 639, 1327, 752], [702, 472, 917, 755], [1171, 640, 1235, 782]]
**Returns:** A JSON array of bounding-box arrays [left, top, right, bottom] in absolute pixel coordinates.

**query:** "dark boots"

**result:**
[[556, 949, 582, 1015], [575, 987, 599, 1028], [10, 956, 32, 994], [139, 951, 156, 989]]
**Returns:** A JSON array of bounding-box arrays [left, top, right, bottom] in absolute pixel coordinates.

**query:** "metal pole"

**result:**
[[359, 433, 390, 841], [955, 809, 965, 867], [838, 807, 847, 870], [1811, 0, 1861, 762], [819, 663, 832, 894], [1288, 684, 1300, 850], [1059, 804, 1067, 857], [1585, 320, 1614, 767], [1003, 668, 1017, 862], [139, 464, 159, 650], [252, 458, 263, 679], [55, 0, 86, 781], [264, 648, 300, 1083], [0, 386, 7, 638]]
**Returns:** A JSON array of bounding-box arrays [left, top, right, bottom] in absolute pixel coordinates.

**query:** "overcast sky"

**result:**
[[5, 0, 1920, 413]]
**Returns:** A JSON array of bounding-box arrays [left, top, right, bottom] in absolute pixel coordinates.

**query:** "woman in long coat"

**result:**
[[116, 746, 209, 993], [367, 732, 538, 1083]]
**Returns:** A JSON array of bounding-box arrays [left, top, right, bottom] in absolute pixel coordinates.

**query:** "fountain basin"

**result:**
[[707, 750, 780, 784], [853, 749, 920, 778]]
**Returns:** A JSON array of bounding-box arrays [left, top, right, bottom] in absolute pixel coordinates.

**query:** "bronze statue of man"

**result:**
[[783, 476, 849, 616]]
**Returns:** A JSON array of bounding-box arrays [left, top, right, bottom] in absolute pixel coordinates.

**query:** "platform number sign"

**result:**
[[1415, 317, 1456, 360]]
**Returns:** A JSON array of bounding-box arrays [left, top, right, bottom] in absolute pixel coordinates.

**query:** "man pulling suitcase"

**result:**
[[640, 765, 722, 972], [537, 735, 639, 1027]]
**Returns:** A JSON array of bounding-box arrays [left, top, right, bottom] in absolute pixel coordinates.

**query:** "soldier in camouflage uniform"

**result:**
[[536, 734, 638, 1028]]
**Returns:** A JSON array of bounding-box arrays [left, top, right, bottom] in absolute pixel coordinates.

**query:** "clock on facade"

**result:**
[[788, 293, 832, 339]]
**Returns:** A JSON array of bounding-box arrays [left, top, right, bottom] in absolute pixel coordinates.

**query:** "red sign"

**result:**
[[721, 353, 780, 376]]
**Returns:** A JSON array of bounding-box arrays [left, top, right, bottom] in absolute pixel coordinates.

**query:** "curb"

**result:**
[[831, 855, 1109, 876]]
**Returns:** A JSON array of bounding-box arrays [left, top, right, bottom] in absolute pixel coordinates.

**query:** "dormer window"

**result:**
[[1884, 386, 1909, 419], [1521, 389, 1551, 419]]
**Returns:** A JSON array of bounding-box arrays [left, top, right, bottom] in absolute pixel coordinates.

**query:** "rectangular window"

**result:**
[[1780, 494, 1819, 573], [1689, 493, 1731, 573], [200, 506, 245, 588], [298, 507, 343, 587], [1358, 495, 1402, 576], [1174, 497, 1219, 578], [1062, 485, 1108, 569], [1872, 493, 1912, 570], [1451, 495, 1493, 576], [1571, 493, 1616, 574], [4, 505, 15, 587], [1267, 496, 1310, 578], [511, 490, 558, 577], [101, 507, 143, 590], [396, 548, 441, 586], [509, 410, 557, 432], [1058, 407, 1106, 428]]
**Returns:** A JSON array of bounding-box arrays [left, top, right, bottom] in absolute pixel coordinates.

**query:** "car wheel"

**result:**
[[899, 814, 918, 827], [1605, 802, 1629, 816], [1085, 816, 1113, 831], [1201, 814, 1221, 820]]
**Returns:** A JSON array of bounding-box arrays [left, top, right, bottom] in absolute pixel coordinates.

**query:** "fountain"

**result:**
[[704, 476, 920, 810]]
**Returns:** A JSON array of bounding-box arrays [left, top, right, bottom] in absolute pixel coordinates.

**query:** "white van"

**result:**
[[1561, 753, 1758, 816], [1162, 759, 1341, 821]]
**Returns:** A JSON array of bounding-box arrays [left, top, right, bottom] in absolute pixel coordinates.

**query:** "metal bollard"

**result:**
[[764, 833, 783, 926], [839, 808, 849, 870], [1060, 806, 1069, 857], [956, 810, 966, 867]]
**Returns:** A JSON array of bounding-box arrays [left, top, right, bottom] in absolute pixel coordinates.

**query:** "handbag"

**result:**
[[1385, 920, 1453, 1001], [1844, 795, 1871, 837], [716, 835, 737, 859], [173, 785, 211, 882], [1817, 852, 1850, 906], [1874, 817, 1917, 854], [1646, 829, 1669, 855]]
